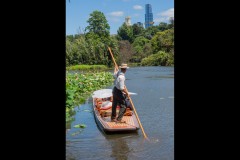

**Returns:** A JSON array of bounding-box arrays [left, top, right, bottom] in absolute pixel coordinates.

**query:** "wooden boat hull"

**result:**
[[92, 90, 140, 133]]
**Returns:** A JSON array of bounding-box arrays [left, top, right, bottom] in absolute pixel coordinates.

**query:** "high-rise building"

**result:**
[[136, 22, 143, 28], [125, 16, 131, 26], [145, 4, 153, 28]]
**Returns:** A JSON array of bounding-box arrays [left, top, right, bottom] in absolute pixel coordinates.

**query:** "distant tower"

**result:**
[[145, 4, 153, 28], [125, 16, 131, 26], [137, 22, 143, 28]]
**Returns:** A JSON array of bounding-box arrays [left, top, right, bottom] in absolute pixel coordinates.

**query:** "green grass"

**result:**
[[66, 65, 109, 71]]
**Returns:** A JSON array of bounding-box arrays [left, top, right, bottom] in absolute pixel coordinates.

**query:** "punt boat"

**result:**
[[92, 89, 140, 133]]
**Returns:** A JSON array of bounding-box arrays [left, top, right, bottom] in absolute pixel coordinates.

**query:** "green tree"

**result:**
[[66, 37, 81, 66], [141, 51, 172, 66], [66, 37, 72, 66], [83, 10, 118, 65], [85, 10, 110, 42], [84, 32, 105, 64], [131, 36, 151, 62], [143, 26, 160, 40], [132, 23, 144, 39], [74, 35, 89, 64], [117, 23, 133, 43], [158, 22, 168, 31], [107, 35, 120, 67], [143, 43, 153, 58], [151, 28, 174, 53], [118, 40, 133, 64], [66, 35, 74, 42], [132, 36, 149, 47]]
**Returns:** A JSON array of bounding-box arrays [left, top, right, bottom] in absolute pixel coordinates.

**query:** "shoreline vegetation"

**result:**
[[66, 64, 109, 71], [66, 71, 114, 123], [66, 62, 174, 71]]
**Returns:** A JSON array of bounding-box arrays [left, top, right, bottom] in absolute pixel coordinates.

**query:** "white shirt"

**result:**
[[113, 71, 125, 90]]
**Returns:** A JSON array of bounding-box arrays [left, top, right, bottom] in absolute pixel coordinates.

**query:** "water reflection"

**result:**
[[108, 136, 131, 160]]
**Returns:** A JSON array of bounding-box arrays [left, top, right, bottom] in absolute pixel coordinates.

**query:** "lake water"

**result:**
[[66, 66, 174, 160]]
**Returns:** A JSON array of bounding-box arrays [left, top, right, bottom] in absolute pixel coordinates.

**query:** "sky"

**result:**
[[66, 0, 174, 35]]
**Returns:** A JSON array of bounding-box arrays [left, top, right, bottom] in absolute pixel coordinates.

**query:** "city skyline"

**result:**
[[66, 0, 174, 35]]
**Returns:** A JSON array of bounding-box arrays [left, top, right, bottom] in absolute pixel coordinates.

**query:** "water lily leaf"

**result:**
[[79, 124, 86, 128], [73, 124, 86, 128], [73, 124, 80, 128]]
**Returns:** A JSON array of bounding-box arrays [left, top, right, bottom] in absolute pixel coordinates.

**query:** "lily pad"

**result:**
[[73, 124, 86, 128]]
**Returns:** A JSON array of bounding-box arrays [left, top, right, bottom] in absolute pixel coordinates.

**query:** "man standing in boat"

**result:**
[[111, 63, 129, 123]]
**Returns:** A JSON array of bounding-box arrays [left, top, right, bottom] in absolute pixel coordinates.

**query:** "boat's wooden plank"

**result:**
[[101, 116, 136, 129]]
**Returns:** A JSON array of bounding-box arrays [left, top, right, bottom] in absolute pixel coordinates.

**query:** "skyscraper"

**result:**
[[145, 4, 153, 28]]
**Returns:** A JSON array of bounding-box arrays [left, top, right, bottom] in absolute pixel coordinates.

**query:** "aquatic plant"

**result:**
[[66, 71, 114, 123]]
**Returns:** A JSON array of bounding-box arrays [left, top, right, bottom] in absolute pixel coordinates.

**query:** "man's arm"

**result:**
[[114, 67, 118, 74], [122, 86, 129, 97], [113, 67, 119, 78]]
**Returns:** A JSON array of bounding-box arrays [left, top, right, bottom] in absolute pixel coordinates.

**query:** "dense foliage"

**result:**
[[151, 29, 174, 53], [117, 23, 134, 43], [66, 10, 119, 67], [66, 10, 174, 67], [141, 51, 174, 66]]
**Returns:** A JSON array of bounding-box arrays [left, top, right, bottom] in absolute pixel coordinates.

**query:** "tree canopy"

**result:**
[[117, 23, 133, 43], [66, 10, 174, 67], [85, 10, 110, 40]]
